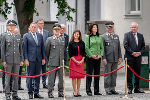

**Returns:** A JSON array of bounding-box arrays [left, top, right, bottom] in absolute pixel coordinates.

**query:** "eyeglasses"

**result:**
[[38, 23, 44, 24]]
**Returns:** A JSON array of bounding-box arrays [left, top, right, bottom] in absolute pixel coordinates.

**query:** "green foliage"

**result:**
[[0, 0, 12, 19], [0, 61, 3, 69], [54, 0, 76, 21], [0, 0, 76, 21]]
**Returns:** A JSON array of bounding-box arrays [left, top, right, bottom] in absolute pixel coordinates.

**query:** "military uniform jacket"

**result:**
[[102, 32, 122, 62], [1, 32, 23, 64], [45, 35, 65, 66]]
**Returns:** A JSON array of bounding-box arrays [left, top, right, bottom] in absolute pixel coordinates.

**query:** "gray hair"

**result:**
[[130, 22, 138, 27], [36, 19, 44, 23], [60, 24, 66, 27], [30, 22, 37, 27]]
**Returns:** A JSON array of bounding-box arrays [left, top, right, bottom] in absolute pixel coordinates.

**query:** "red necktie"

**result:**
[[134, 34, 137, 45]]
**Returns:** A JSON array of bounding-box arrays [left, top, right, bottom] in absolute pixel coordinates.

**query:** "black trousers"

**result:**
[[127, 57, 141, 90], [86, 57, 101, 93]]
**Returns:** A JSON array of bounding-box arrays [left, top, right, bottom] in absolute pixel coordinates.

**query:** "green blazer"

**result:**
[[84, 35, 104, 58]]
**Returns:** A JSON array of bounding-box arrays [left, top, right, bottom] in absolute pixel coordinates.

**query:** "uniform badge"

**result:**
[[105, 42, 110, 46], [8, 33, 11, 35], [52, 45, 55, 48], [53, 36, 56, 40], [17, 39, 20, 41]]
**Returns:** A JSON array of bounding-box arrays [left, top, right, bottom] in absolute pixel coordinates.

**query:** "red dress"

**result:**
[[69, 46, 85, 79]]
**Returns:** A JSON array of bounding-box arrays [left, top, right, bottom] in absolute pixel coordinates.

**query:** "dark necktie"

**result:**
[[109, 34, 113, 39], [33, 34, 38, 45], [133, 34, 137, 45]]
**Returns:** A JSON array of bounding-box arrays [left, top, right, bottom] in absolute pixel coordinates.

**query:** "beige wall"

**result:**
[[103, 0, 150, 45]]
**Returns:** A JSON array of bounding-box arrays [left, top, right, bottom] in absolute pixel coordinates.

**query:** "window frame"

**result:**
[[125, 0, 142, 19]]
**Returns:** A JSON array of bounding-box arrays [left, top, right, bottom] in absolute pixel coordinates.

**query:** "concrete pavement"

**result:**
[[0, 73, 150, 100]]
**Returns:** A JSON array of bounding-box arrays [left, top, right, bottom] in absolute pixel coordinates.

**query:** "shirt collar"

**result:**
[[133, 32, 137, 35], [38, 28, 43, 34], [31, 32, 36, 36], [106, 32, 114, 36], [60, 33, 64, 36]]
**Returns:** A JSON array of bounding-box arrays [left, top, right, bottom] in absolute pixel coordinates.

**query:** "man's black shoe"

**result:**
[[111, 90, 119, 95], [48, 92, 54, 98], [29, 95, 33, 99], [18, 87, 24, 90], [87, 92, 92, 96], [6, 96, 11, 100], [128, 89, 132, 94], [94, 92, 102, 95], [3, 89, 5, 93], [134, 89, 145, 93], [106, 91, 112, 95], [12, 96, 21, 100], [43, 85, 48, 89], [58, 93, 64, 97], [34, 94, 44, 99]]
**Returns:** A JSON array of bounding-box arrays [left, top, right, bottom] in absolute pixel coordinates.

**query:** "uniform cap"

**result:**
[[53, 24, 61, 30], [105, 22, 114, 28], [7, 20, 17, 26]]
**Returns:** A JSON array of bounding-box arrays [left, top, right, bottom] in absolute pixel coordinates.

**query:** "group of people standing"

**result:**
[[0, 19, 145, 100]]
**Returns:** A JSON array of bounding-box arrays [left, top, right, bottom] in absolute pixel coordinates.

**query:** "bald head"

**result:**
[[60, 24, 66, 34], [130, 22, 138, 33]]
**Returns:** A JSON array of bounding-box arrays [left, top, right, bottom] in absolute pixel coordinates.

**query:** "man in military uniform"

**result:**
[[45, 24, 65, 98], [102, 22, 122, 95], [1, 20, 24, 100]]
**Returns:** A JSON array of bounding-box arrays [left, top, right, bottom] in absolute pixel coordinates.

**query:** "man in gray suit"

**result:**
[[1, 20, 24, 100], [102, 22, 122, 95], [37, 19, 51, 89], [45, 24, 65, 98]]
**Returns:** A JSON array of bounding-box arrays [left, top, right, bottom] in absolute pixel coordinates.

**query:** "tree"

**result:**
[[0, 0, 76, 34]]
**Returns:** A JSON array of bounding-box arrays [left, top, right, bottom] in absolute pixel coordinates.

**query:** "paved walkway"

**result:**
[[0, 73, 150, 100]]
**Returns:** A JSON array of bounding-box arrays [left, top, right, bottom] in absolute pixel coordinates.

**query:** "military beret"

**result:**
[[105, 22, 114, 28], [7, 20, 17, 26], [53, 23, 61, 30]]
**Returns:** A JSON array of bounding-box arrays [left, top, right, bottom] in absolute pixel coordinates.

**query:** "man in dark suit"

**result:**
[[123, 22, 145, 94], [37, 19, 51, 89], [60, 24, 69, 65], [23, 22, 45, 99]]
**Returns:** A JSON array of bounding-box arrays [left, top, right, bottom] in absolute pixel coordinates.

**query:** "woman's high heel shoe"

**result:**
[[77, 93, 82, 97], [77, 94, 81, 97], [73, 93, 78, 97]]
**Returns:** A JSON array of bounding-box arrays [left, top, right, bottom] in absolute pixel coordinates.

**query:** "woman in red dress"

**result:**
[[68, 30, 86, 97]]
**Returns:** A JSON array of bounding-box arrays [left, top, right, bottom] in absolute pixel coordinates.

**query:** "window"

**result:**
[[130, 0, 141, 14], [125, 0, 142, 18]]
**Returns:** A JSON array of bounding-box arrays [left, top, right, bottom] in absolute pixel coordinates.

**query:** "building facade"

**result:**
[[1, 0, 150, 45]]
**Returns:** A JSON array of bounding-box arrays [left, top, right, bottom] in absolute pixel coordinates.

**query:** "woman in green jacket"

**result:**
[[85, 24, 104, 96]]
